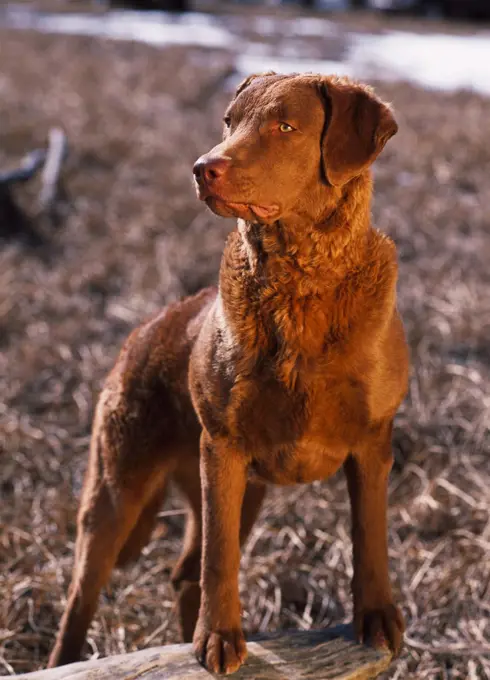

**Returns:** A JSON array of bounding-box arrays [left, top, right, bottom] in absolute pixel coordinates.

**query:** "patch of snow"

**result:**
[[4, 7, 237, 49], [3, 6, 490, 96], [349, 31, 490, 96]]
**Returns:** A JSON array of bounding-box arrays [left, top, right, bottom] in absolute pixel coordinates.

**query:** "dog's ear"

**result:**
[[319, 77, 397, 187], [234, 71, 277, 99]]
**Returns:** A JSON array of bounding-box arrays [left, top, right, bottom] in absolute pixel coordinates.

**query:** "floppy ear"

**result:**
[[234, 71, 277, 98], [319, 77, 398, 187]]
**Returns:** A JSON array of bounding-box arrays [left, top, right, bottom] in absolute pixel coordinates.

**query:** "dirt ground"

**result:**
[[0, 22, 489, 680]]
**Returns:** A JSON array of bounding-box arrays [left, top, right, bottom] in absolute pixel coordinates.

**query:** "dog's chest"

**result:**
[[207, 230, 374, 482], [248, 437, 348, 486], [224, 365, 369, 485]]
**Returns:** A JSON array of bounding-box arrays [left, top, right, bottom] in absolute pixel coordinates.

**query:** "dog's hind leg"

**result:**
[[170, 460, 203, 643], [48, 411, 172, 668], [171, 461, 266, 643], [116, 481, 169, 568]]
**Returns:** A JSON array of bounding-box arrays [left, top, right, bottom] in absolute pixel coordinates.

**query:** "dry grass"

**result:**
[[0, 26, 489, 680]]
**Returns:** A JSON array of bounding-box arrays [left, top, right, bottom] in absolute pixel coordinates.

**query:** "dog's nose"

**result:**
[[193, 157, 230, 184]]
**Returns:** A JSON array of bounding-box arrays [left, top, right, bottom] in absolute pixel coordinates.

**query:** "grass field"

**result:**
[[0, 20, 489, 679]]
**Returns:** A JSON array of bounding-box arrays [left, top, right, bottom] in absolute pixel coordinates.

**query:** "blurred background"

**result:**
[[0, 0, 489, 678]]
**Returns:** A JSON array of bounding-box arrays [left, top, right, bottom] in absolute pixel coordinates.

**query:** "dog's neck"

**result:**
[[237, 173, 372, 289], [218, 174, 376, 378]]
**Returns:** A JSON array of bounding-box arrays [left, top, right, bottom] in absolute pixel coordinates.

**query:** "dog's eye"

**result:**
[[223, 116, 231, 128], [279, 123, 295, 133]]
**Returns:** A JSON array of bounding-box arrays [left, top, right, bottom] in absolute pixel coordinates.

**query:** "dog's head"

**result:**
[[193, 73, 397, 224]]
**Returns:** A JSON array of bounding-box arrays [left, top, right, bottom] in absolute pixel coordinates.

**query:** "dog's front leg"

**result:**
[[344, 421, 405, 657], [193, 430, 248, 675]]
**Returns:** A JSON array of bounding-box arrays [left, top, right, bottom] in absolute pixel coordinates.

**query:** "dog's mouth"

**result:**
[[215, 199, 279, 220], [197, 186, 279, 222]]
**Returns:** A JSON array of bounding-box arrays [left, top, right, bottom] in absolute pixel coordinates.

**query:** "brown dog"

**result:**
[[49, 73, 409, 675]]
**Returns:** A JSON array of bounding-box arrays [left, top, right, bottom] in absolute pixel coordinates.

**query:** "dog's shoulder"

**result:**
[[366, 229, 398, 286], [356, 229, 399, 322]]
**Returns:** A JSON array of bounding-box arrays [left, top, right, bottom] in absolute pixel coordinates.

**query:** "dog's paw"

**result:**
[[354, 603, 405, 657], [193, 623, 247, 675]]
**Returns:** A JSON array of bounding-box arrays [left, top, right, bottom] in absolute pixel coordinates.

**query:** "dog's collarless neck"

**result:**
[[235, 198, 371, 284]]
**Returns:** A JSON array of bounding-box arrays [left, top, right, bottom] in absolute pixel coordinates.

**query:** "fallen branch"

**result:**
[[0, 149, 46, 186], [38, 127, 68, 214], [0, 128, 68, 242]]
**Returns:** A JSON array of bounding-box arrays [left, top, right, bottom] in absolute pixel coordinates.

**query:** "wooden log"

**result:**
[[5, 625, 392, 679]]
